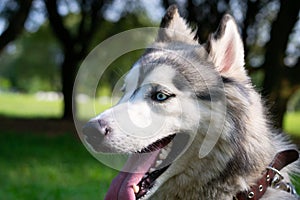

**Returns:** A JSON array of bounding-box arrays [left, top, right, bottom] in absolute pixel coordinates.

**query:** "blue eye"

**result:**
[[156, 92, 168, 101], [152, 91, 175, 102]]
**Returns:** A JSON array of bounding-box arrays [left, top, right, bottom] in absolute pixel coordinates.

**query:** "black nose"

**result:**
[[98, 119, 111, 136]]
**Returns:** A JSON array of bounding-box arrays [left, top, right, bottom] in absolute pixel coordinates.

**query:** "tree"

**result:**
[[0, 23, 61, 93], [262, 0, 300, 128], [44, 0, 108, 120], [44, 0, 156, 120], [0, 0, 33, 53]]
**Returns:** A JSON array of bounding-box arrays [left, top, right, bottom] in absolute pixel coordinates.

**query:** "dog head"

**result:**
[[83, 5, 248, 200]]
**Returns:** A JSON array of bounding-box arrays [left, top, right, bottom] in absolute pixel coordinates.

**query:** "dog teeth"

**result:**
[[149, 167, 156, 173], [155, 160, 162, 167], [133, 185, 140, 193], [158, 142, 172, 160]]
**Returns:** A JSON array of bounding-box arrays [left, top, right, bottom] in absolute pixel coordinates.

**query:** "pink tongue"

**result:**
[[105, 150, 160, 200]]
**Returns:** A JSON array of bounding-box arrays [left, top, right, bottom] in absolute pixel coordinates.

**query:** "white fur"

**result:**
[[90, 64, 201, 154], [208, 16, 248, 82]]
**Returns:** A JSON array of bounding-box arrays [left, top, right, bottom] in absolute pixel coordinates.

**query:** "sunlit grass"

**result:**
[[0, 132, 117, 200], [76, 96, 112, 120], [0, 92, 62, 118], [0, 92, 111, 119], [284, 112, 300, 136]]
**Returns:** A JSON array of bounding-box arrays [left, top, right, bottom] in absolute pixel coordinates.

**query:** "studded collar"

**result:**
[[234, 149, 299, 200]]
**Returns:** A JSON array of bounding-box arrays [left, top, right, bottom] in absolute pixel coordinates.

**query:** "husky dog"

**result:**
[[83, 5, 299, 200]]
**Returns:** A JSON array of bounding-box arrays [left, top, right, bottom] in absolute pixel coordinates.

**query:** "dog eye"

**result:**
[[152, 92, 174, 102], [156, 92, 168, 101]]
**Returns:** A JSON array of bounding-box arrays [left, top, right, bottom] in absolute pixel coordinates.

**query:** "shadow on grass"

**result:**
[[0, 116, 76, 135], [0, 129, 118, 200]]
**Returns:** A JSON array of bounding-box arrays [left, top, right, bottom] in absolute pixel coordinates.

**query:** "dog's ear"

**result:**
[[207, 14, 248, 81], [156, 5, 196, 44]]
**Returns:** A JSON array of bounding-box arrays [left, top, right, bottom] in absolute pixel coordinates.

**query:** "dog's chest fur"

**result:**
[[150, 170, 239, 199]]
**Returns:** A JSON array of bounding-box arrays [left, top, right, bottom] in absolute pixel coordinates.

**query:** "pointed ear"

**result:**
[[207, 14, 248, 81], [157, 5, 196, 44]]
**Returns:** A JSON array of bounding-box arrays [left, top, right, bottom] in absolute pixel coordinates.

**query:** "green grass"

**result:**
[[0, 92, 111, 119], [284, 112, 300, 136], [0, 93, 62, 118], [0, 132, 118, 200]]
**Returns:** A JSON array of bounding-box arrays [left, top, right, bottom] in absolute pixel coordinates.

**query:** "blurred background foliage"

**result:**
[[0, 0, 300, 199], [0, 0, 299, 127], [0, 23, 61, 92]]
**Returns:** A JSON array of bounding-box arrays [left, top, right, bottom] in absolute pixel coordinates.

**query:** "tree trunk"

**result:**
[[262, 0, 300, 128], [271, 79, 294, 128], [44, 0, 104, 120], [274, 97, 288, 129], [61, 52, 79, 120]]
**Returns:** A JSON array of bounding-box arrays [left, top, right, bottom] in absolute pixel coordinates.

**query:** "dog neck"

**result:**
[[150, 150, 298, 200]]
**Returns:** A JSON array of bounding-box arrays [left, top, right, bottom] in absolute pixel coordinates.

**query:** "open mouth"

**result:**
[[135, 134, 175, 199], [104, 134, 176, 200]]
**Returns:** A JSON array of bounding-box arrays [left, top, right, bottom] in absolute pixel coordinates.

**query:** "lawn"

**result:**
[[0, 132, 118, 200], [0, 92, 111, 119], [284, 112, 300, 136], [0, 93, 62, 118]]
